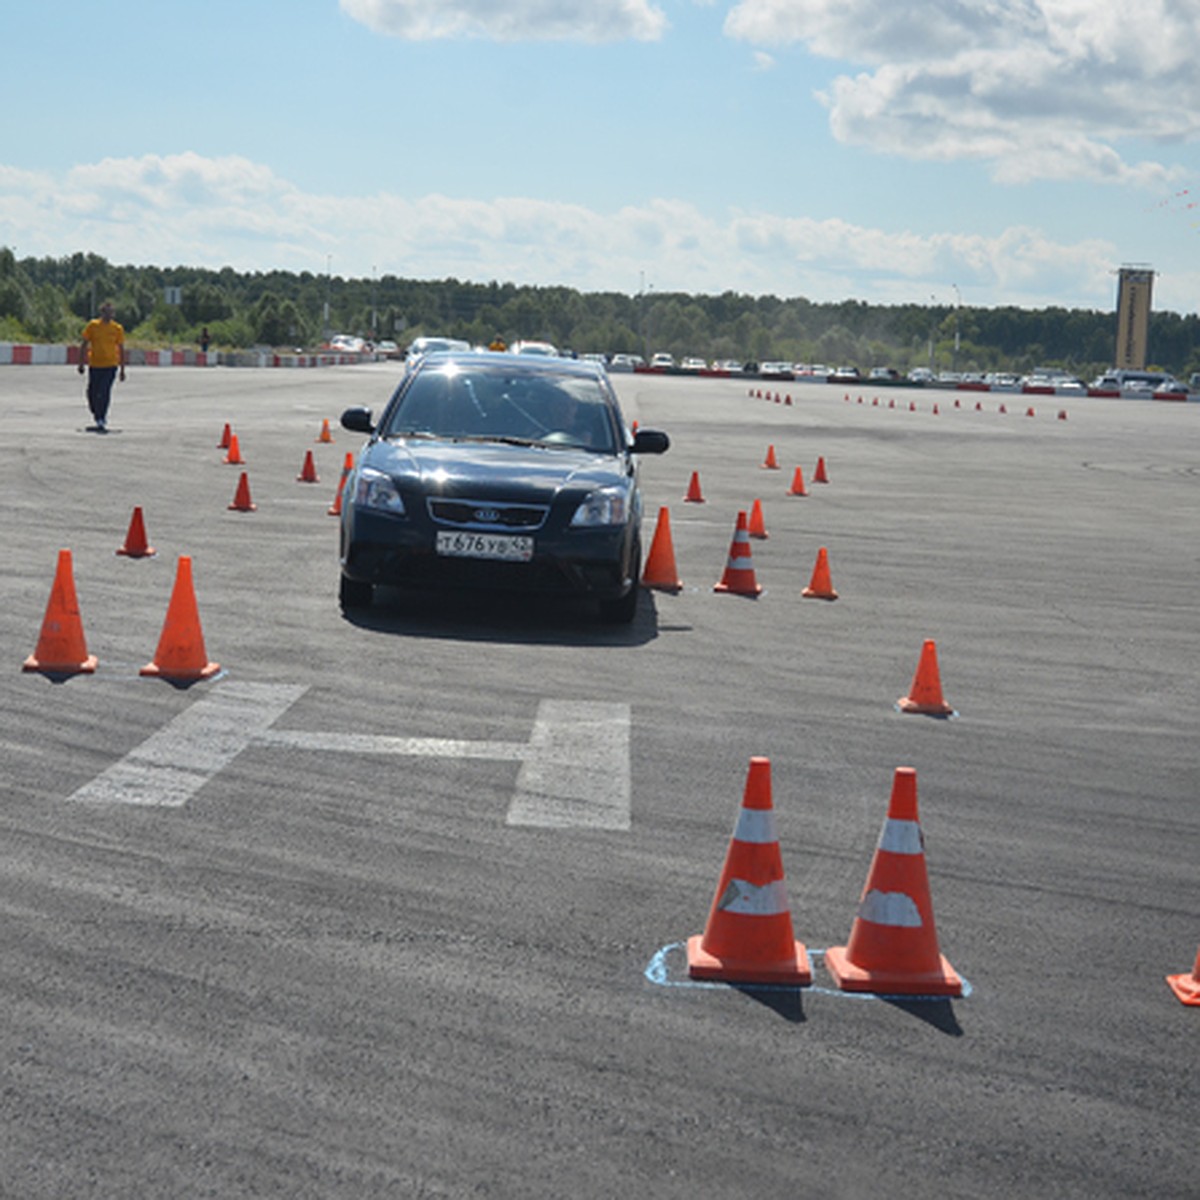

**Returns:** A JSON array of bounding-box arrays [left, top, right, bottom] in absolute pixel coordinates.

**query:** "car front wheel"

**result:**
[[339, 573, 373, 611]]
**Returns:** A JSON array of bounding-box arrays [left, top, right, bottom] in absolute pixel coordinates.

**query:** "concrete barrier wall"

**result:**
[[1, 344, 373, 368]]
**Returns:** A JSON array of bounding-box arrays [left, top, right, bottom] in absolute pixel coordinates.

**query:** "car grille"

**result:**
[[428, 499, 549, 531]]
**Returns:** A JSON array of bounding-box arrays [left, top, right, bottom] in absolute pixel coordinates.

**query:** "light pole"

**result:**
[[952, 284, 961, 373]]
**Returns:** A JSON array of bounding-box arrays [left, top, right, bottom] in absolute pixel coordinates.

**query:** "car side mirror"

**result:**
[[630, 428, 669, 455], [341, 406, 375, 434]]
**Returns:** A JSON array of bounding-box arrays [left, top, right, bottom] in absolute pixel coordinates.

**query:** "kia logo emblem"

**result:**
[[474, 508, 500, 523]]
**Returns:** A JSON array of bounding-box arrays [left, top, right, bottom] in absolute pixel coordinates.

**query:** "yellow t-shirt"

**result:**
[[83, 318, 125, 368]]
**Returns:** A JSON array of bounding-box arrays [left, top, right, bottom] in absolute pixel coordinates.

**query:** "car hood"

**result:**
[[364, 438, 629, 500]]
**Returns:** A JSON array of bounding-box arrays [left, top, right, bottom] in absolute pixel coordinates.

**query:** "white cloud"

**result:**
[[0, 152, 1156, 309], [724, 0, 1200, 184], [340, 0, 669, 41]]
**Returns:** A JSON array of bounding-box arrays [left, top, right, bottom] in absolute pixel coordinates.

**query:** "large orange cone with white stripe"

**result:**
[[23, 549, 97, 675], [824, 767, 962, 996], [641, 506, 682, 592], [1166, 946, 1200, 1005], [140, 555, 220, 681], [801, 546, 838, 600], [327, 452, 354, 516], [897, 638, 954, 715], [714, 510, 762, 596], [687, 757, 812, 985]]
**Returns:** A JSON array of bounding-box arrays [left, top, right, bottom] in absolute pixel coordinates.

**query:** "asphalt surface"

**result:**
[[2, 362, 1197, 1198]]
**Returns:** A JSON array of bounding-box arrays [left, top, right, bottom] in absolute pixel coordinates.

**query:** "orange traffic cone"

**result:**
[[116, 506, 156, 557], [787, 466, 808, 496], [801, 546, 838, 600], [317, 418, 334, 443], [762, 444, 780, 469], [813, 455, 829, 483], [228, 471, 256, 512], [897, 639, 955, 716], [684, 471, 705, 503], [747, 498, 768, 539], [1166, 947, 1200, 1006], [328, 452, 354, 516], [140, 555, 220, 681], [687, 757, 812, 985], [23, 549, 98, 675], [297, 449, 319, 483], [641, 506, 682, 592], [218, 422, 232, 450], [224, 433, 244, 465], [714, 511, 762, 596], [824, 767, 963, 996]]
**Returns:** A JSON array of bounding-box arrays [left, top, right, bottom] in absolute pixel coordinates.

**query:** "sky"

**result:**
[[3, 0, 1200, 313]]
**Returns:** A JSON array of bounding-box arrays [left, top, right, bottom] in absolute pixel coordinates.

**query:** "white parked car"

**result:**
[[510, 340, 560, 357], [650, 352, 675, 370]]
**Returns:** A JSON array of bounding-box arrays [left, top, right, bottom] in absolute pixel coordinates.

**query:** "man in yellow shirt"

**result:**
[[77, 301, 126, 432]]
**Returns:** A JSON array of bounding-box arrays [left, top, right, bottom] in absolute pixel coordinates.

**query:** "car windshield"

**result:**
[[384, 362, 619, 453]]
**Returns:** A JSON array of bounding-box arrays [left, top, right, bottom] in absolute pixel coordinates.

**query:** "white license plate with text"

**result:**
[[435, 531, 534, 562]]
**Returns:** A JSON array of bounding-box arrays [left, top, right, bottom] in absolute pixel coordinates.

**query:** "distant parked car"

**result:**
[[679, 357, 707, 372], [376, 340, 401, 359], [407, 336, 471, 360], [510, 340, 560, 357], [649, 352, 675, 370]]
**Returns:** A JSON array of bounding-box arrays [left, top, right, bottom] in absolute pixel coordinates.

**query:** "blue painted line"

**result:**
[[645, 942, 973, 1000]]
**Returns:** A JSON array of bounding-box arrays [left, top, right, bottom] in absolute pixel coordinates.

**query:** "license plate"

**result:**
[[436, 531, 534, 562]]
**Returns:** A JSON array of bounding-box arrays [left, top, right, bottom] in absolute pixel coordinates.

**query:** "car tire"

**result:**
[[598, 542, 641, 624], [339, 574, 373, 610]]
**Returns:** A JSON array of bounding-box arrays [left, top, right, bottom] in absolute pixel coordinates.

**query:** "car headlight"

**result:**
[[570, 487, 627, 527], [354, 466, 406, 515]]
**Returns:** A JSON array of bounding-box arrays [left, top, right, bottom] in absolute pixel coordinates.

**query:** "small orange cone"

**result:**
[[1166, 946, 1200, 1006], [328, 452, 354, 516], [140, 555, 220, 681], [813, 455, 829, 483], [801, 546, 838, 600], [787, 466, 808, 496], [297, 449, 319, 483], [747, 498, 768, 539], [228, 471, 257, 512], [23, 549, 97, 675], [714, 511, 762, 596], [224, 433, 244, 465], [684, 470, 705, 503], [897, 639, 955, 716], [116, 506, 156, 557], [1058, 409, 1068, 421], [762, 444, 780, 470], [317, 418, 334, 444], [641, 506, 682, 592], [687, 757, 812, 985], [824, 767, 962, 996], [218, 422, 232, 450]]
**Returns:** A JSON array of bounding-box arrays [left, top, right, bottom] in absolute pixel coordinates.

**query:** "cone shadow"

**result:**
[[731, 983, 807, 1023], [881, 996, 964, 1035]]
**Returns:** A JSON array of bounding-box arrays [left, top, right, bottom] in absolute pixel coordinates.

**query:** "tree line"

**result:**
[[3, 246, 1198, 379]]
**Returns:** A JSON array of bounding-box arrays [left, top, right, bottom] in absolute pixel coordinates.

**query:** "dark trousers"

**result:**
[[86, 366, 117, 423]]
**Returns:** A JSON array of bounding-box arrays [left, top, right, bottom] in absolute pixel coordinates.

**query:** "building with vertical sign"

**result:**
[[1115, 266, 1154, 370]]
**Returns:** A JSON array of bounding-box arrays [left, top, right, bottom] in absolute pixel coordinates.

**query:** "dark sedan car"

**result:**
[[338, 352, 669, 622]]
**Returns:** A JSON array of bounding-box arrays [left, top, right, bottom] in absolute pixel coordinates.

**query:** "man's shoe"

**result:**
[[96, 418, 107, 432]]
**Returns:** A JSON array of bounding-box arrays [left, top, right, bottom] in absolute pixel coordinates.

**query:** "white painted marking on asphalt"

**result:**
[[507, 700, 631, 830], [68, 685, 631, 829], [255, 731, 528, 760], [68, 682, 308, 807]]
